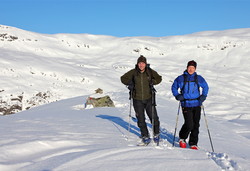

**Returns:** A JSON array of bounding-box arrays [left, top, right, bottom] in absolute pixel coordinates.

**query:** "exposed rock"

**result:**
[[85, 95, 115, 108], [0, 33, 18, 41], [0, 91, 55, 115], [25, 91, 54, 110], [95, 88, 103, 94], [0, 95, 23, 115]]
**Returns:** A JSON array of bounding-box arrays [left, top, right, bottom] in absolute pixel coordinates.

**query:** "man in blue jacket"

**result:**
[[171, 60, 209, 150]]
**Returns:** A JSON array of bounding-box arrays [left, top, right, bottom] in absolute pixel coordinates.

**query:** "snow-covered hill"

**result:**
[[0, 25, 250, 170], [1, 25, 250, 115]]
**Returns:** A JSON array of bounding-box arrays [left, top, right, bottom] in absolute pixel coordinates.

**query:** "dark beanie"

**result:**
[[137, 55, 147, 64], [187, 60, 197, 68]]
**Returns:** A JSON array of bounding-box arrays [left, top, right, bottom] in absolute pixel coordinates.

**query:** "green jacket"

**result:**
[[121, 67, 162, 100]]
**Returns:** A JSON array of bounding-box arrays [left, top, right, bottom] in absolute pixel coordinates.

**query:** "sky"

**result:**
[[1, 0, 250, 37]]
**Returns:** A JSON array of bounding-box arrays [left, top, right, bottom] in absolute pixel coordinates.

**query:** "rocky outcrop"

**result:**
[[0, 91, 56, 115], [85, 88, 115, 108]]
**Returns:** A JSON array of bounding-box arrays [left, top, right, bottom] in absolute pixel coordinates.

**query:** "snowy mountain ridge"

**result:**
[[1, 24, 250, 115]]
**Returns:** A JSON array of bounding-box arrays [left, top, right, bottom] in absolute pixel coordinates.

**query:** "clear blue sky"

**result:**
[[1, 0, 250, 37]]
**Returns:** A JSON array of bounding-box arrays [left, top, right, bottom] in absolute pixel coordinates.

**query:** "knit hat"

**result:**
[[187, 60, 197, 68], [137, 55, 147, 64]]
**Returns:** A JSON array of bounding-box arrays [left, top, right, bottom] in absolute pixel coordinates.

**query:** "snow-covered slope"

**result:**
[[0, 25, 250, 170], [0, 96, 249, 170]]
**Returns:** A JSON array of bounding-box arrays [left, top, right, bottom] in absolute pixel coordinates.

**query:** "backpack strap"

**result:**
[[181, 74, 187, 94], [132, 64, 156, 105], [145, 65, 156, 93], [195, 74, 200, 93], [134, 64, 156, 92], [146, 65, 157, 106], [181, 73, 200, 100]]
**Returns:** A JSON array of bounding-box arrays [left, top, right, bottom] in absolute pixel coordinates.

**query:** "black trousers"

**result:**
[[179, 106, 201, 146], [133, 98, 160, 137]]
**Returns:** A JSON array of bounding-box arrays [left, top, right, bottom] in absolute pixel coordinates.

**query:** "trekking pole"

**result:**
[[172, 102, 181, 147], [151, 90, 155, 140], [202, 105, 214, 152], [127, 91, 133, 140]]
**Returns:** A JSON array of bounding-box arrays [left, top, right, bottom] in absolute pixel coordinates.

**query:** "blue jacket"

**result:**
[[171, 71, 209, 107]]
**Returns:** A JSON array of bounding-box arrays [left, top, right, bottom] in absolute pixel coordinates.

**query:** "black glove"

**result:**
[[175, 94, 184, 101], [127, 80, 134, 91], [199, 95, 206, 103]]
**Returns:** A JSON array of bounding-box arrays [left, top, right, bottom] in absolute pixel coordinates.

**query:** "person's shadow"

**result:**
[[96, 114, 174, 145], [96, 115, 141, 137]]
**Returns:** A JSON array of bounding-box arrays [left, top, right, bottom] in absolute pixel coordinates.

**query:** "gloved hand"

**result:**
[[175, 94, 184, 101], [127, 80, 134, 91], [199, 95, 206, 103]]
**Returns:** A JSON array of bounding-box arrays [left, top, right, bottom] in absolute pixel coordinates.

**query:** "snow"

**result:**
[[0, 24, 250, 170]]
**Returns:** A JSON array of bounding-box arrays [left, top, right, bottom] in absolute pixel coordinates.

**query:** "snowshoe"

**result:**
[[137, 137, 151, 146], [153, 134, 160, 145], [142, 137, 151, 144], [179, 139, 186, 148]]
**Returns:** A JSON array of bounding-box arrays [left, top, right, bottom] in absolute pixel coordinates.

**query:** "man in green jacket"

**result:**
[[121, 55, 162, 145]]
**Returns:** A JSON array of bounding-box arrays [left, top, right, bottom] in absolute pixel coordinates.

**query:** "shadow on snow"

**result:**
[[96, 114, 175, 145], [96, 115, 141, 137]]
